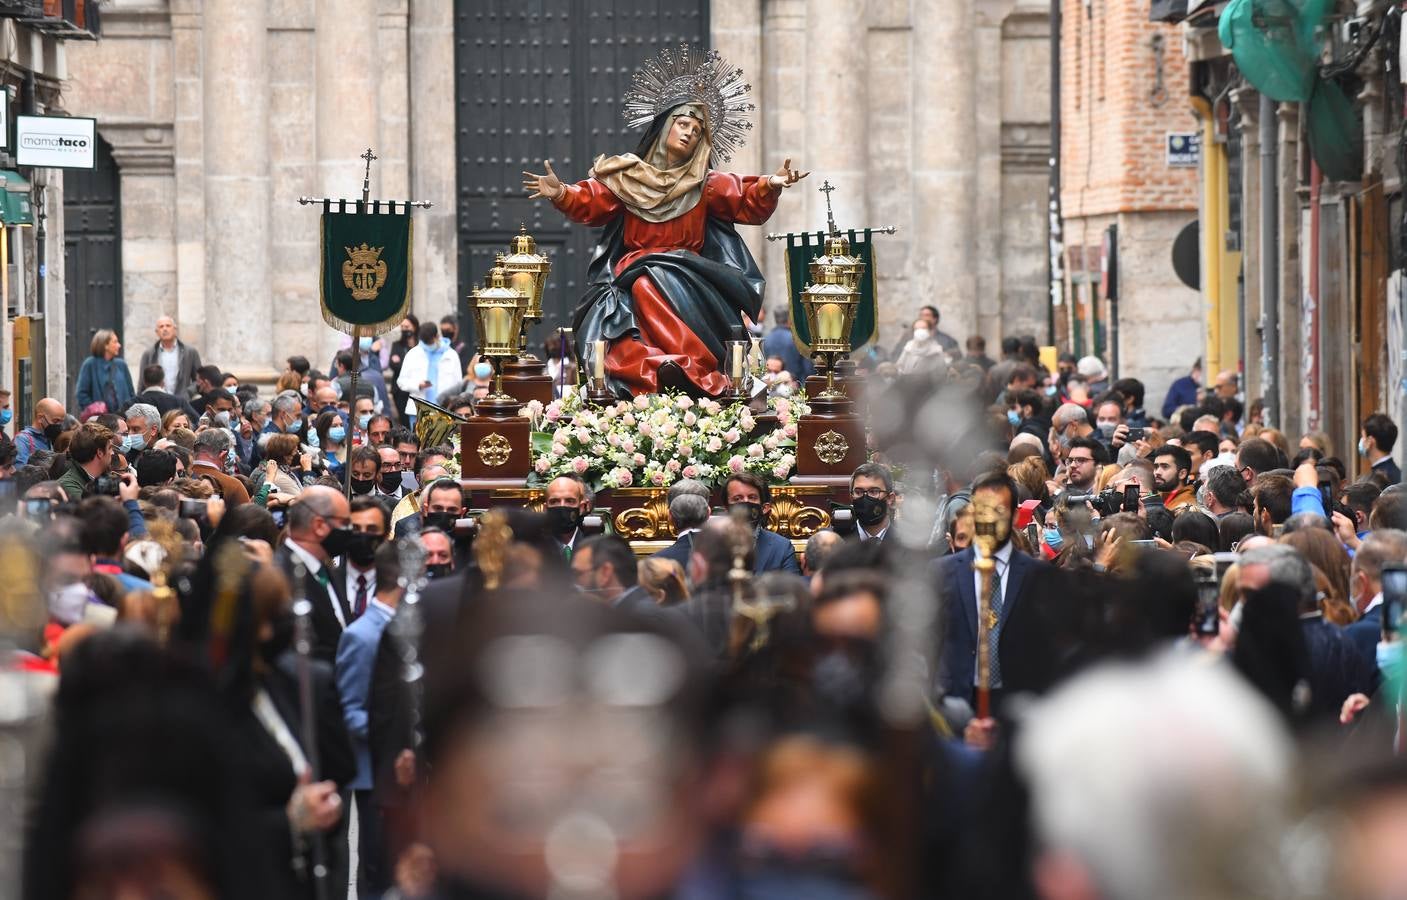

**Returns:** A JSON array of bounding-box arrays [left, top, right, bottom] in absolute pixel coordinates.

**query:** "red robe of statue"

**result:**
[[553, 171, 780, 396]]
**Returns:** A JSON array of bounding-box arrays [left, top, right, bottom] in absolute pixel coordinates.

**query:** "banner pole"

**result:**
[[345, 324, 362, 505]]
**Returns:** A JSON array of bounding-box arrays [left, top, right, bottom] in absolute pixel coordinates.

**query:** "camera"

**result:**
[[1064, 488, 1138, 517], [92, 474, 122, 497]]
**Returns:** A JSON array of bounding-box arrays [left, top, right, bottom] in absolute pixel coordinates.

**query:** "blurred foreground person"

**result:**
[[1016, 653, 1296, 900]]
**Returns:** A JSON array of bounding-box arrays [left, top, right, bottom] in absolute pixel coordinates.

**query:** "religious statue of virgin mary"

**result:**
[[523, 45, 807, 398]]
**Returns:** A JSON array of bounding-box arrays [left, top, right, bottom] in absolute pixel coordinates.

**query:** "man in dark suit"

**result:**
[[849, 462, 898, 543], [723, 472, 801, 576], [275, 485, 355, 664], [574, 535, 658, 614], [1345, 529, 1407, 667], [934, 468, 1055, 712], [653, 479, 713, 570], [134, 364, 199, 421], [1361, 413, 1402, 485]]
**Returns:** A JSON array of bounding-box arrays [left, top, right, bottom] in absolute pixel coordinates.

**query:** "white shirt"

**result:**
[[285, 539, 346, 629], [158, 343, 179, 393], [346, 564, 377, 612], [1365, 592, 1384, 615], [972, 542, 1014, 686], [858, 522, 889, 542]]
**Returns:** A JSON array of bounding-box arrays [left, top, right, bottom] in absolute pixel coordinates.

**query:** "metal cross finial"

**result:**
[[819, 179, 838, 235], [360, 148, 377, 205]]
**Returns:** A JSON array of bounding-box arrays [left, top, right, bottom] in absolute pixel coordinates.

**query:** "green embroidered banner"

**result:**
[[320, 208, 413, 335], [783, 230, 879, 356]]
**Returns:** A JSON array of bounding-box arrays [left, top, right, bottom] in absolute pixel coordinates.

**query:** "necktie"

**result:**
[[562, 543, 572, 561], [313, 567, 331, 590], [354, 574, 368, 618], [986, 561, 1004, 689]]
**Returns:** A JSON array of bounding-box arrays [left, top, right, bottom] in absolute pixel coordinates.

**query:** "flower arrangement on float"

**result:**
[[511, 391, 807, 491]]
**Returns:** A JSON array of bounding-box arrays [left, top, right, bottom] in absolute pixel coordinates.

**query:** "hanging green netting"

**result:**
[[1219, 0, 1333, 103], [1306, 76, 1364, 181]]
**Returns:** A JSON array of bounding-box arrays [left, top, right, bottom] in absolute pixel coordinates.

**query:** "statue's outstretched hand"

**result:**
[[523, 160, 565, 201], [769, 158, 810, 190]]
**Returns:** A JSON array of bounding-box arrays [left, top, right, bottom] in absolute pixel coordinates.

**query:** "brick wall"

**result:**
[[1059, 0, 1200, 218]]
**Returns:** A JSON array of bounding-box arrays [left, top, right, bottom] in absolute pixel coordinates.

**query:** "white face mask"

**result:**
[[48, 582, 94, 626], [913, 328, 931, 341]]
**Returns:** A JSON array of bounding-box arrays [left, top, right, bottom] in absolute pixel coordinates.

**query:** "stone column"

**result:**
[[911, 0, 979, 339], [973, 0, 1014, 343], [761, 0, 809, 294], [408, 0, 457, 319], [316, 0, 380, 363], [865, 0, 914, 345], [805, 0, 868, 231], [378, 0, 410, 199], [711, 0, 765, 266], [202, 0, 271, 370]]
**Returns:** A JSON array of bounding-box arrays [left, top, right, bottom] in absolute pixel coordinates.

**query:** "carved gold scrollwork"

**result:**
[[767, 487, 834, 538], [611, 488, 673, 540], [477, 433, 512, 467], [815, 430, 850, 465]]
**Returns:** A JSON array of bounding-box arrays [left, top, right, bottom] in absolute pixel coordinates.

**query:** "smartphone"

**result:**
[[1318, 481, 1334, 514], [1124, 484, 1140, 513], [178, 498, 209, 520], [1381, 564, 1407, 641], [1194, 566, 1221, 636], [22, 498, 55, 520], [1126, 427, 1146, 442]]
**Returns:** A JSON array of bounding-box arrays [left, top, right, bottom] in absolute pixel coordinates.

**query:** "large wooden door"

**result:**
[[63, 134, 122, 405], [454, 0, 709, 352]]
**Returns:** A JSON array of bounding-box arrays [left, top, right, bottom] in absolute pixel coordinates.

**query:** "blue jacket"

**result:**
[[933, 546, 1051, 705], [335, 600, 394, 791], [1161, 374, 1200, 420], [754, 527, 802, 576], [762, 326, 815, 382], [75, 355, 135, 413], [1345, 605, 1383, 670], [13, 425, 49, 466]]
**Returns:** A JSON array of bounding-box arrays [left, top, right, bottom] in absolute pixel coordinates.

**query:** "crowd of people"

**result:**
[[6, 307, 1407, 900]]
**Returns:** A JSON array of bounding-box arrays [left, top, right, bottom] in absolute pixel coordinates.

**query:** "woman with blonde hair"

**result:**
[[1299, 430, 1333, 459], [274, 369, 303, 395], [74, 328, 135, 413], [1259, 427, 1292, 463], [1008, 455, 1050, 506], [160, 408, 192, 436], [638, 556, 689, 607]]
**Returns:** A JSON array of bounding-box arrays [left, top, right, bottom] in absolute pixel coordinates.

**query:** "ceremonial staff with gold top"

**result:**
[[971, 495, 1002, 720]]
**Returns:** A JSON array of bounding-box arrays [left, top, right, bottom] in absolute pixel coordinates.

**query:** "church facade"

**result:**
[[60, 0, 1051, 390]]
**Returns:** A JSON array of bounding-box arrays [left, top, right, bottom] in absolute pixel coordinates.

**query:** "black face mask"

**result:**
[[423, 511, 457, 532], [42, 422, 63, 444], [546, 505, 582, 535], [350, 477, 375, 495], [345, 531, 382, 568], [730, 501, 764, 529], [320, 524, 355, 559], [440, 330, 455, 341], [380, 472, 403, 493], [853, 495, 889, 528], [401, 330, 414, 343], [426, 562, 452, 579]]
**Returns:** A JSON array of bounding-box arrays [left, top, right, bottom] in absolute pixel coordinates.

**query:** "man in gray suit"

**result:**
[[138, 315, 203, 399]]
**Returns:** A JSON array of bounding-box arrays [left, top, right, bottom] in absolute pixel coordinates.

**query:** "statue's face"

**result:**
[[665, 114, 703, 164]]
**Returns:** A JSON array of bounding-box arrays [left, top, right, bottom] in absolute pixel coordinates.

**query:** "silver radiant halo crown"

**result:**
[[621, 43, 756, 163]]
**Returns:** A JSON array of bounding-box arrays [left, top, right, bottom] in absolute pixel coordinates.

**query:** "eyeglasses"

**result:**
[[851, 488, 889, 500], [1066, 456, 1096, 465]]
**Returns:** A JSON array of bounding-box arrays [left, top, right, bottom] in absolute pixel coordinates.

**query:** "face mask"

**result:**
[[473, 362, 493, 380], [0, 409, 11, 426], [328, 426, 346, 444], [357, 413, 372, 430], [226, 446, 238, 469], [320, 524, 354, 559], [287, 418, 303, 435], [853, 495, 888, 528], [1359, 437, 1369, 457], [401, 329, 414, 342], [1043, 528, 1064, 551], [1377, 640, 1404, 678], [43, 422, 63, 444], [306, 429, 320, 448], [1044, 385, 1058, 397], [214, 411, 231, 427], [441, 330, 455, 341], [359, 336, 374, 352], [913, 328, 931, 341], [426, 562, 453, 580], [1097, 422, 1117, 438], [546, 505, 583, 535], [423, 511, 458, 532], [123, 433, 146, 453], [48, 582, 94, 626], [350, 477, 376, 495], [381, 472, 403, 493], [1007, 409, 1021, 427], [730, 501, 764, 529], [345, 531, 382, 567]]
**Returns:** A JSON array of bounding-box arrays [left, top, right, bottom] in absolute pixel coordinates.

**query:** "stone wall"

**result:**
[[66, 0, 1052, 383]]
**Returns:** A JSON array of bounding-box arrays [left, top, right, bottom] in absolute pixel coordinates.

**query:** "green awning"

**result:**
[[0, 171, 34, 226]]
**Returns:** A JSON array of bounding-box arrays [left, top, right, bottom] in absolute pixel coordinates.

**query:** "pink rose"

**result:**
[[683, 411, 697, 427], [723, 428, 741, 444], [607, 433, 621, 448], [545, 406, 562, 423], [535, 457, 552, 474], [739, 412, 755, 432], [783, 424, 797, 439], [706, 436, 723, 453], [621, 438, 636, 454], [572, 457, 589, 474], [622, 412, 636, 427], [651, 470, 667, 486], [614, 469, 633, 487], [772, 463, 790, 480], [678, 444, 694, 458], [675, 395, 694, 410], [665, 459, 681, 473], [747, 443, 765, 459], [683, 465, 698, 478], [639, 423, 653, 438], [634, 395, 651, 410], [632, 452, 646, 466], [728, 455, 745, 474]]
